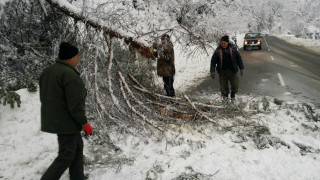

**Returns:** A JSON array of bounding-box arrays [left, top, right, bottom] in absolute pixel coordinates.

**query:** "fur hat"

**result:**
[[58, 42, 79, 60], [220, 35, 229, 43]]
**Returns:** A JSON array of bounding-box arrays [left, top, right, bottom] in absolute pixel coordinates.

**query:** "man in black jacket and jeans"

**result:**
[[210, 35, 244, 101], [39, 42, 92, 180]]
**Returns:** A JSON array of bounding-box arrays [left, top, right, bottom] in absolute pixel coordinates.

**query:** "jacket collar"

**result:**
[[56, 59, 80, 75]]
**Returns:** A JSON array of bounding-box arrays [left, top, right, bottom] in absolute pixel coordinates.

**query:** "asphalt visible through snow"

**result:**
[[187, 36, 320, 104]]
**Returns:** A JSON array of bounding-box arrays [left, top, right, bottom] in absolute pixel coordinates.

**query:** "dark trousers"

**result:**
[[163, 76, 175, 97], [41, 132, 84, 180], [219, 70, 239, 98]]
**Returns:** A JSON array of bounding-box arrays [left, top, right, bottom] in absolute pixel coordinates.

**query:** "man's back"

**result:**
[[39, 60, 87, 134]]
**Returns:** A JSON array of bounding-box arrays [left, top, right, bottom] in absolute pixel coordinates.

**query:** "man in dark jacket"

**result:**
[[39, 42, 92, 180], [153, 34, 176, 97], [210, 35, 244, 101]]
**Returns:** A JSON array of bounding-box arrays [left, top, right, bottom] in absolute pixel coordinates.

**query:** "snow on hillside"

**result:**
[[1, 35, 320, 180], [276, 34, 320, 54]]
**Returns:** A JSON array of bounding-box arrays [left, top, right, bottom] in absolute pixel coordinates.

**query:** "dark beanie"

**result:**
[[161, 34, 170, 40], [58, 42, 79, 60], [220, 35, 229, 42]]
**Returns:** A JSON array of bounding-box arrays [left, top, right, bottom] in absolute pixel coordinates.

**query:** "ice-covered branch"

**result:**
[[182, 93, 216, 124], [116, 72, 164, 133], [45, 0, 152, 54]]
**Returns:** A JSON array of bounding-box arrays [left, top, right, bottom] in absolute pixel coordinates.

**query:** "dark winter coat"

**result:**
[[210, 44, 244, 74], [39, 60, 88, 134], [155, 41, 175, 77]]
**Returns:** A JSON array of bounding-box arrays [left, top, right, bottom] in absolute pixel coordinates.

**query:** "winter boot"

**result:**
[[231, 92, 235, 103], [221, 94, 229, 103]]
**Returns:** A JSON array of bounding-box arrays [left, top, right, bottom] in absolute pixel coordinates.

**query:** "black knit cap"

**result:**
[[58, 42, 79, 60], [220, 35, 229, 43], [161, 34, 170, 40]]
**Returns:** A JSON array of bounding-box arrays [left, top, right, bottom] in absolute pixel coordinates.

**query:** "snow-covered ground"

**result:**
[[1, 35, 320, 180]]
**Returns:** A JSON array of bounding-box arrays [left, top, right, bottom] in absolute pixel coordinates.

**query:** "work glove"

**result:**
[[83, 123, 92, 136], [152, 42, 158, 49], [210, 72, 215, 79], [153, 50, 158, 57], [240, 69, 244, 76]]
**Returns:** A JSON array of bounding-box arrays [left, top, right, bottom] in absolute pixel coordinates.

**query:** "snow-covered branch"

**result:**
[[45, 0, 152, 54]]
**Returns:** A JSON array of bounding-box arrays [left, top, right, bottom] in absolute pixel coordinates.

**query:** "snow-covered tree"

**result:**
[[1, 0, 319, 132]]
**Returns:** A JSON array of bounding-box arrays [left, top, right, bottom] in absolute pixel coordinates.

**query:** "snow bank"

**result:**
[[276, 34, 320, 54], [0, 89, 57, 179]]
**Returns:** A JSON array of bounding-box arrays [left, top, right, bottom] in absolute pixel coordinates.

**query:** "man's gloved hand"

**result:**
[[210, 72, 215, 79], [152, 42, 158, 49], [83, 123, 92, 136], [153, 50, 158, 57], [240, 69, 244, 76]]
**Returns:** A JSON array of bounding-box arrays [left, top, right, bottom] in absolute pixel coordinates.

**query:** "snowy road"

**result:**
[[188, 36, 320, 104]]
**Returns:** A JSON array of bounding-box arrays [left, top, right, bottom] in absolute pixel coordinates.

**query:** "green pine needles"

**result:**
[[0, 89, 21, 108], [27, 82, 38, 93]]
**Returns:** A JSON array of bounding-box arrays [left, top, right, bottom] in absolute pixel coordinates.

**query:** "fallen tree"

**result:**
[[41, 0, 257, 136]]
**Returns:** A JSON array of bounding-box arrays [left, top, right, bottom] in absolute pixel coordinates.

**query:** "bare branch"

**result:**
[[116, 72, 164, 133], [179, 24, 211, 56], [182, 93, 217, 124], [133, 85, 181, 101], [127, 73, 146, 89], [38, 0, 48, 16]]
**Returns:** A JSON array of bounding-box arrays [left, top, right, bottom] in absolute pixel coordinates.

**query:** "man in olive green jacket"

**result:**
[[39, 42, 92, 180]]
